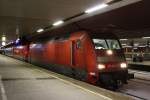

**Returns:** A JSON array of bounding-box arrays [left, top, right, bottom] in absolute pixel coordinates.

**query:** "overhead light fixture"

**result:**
[[85, 4, 108, 14], [37, 28, 44, 33], [52, 20, 64, 26], [142, 37, 150, 39], [121, 44, 127, 46], [2, 42, 6, 46], [124, 45, 132, 48], [2, 36, 6, 41], [138, 45, 146, 47], [134, 43, 139, 46], [120, 39, 128, 41]]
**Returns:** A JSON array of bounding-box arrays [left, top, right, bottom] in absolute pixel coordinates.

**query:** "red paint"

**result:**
[[13, 45, 29, 61], [4, 31, 127, 85]]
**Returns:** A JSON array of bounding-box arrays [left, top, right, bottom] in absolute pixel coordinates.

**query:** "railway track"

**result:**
[[116, 69, 150, 100], [118, 90, 147, 100], [117, 79, 150, 100], [117, 74, 150, 100], [130, 78, 150, 86]]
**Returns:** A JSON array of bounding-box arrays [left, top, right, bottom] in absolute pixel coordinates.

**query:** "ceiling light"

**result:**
[[52, 20, 64, 26], [138, 45, 147, 47], [120, 39, 128, 41], [2, 42, 6, 46], [134, 43, 139, 46], [2, 36, 6, 41], [85, 4, 108, 14], [142, 37, 150, 39], [124, 46, 132, 48], [121, 44, 127, 46], [37, 28, 44, 33]]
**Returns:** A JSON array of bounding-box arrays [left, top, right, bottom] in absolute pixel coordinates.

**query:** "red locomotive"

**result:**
[[3, 31, 129, 89]]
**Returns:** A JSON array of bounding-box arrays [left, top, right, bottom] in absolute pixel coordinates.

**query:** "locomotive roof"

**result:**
[[89, 32, 118, 39], [29, 30, 118, 42]]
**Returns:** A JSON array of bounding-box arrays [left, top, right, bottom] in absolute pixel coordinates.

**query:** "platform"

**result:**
[[129, 69, 150, 81], [128, 61, 150, 72], [128, 61, 150, 66], [0, 54, 131, 100]]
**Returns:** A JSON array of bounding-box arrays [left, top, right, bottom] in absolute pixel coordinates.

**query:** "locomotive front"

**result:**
[[92, 38, 128, 88]]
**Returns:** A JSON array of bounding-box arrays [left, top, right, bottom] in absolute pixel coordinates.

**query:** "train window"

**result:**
[[76, 39, 81, 49], [93, 39, 108, 49], [106, 39, 121, 49]]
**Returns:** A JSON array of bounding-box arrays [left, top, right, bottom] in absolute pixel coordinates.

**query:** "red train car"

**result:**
[[3, 31, 129, 88], [29, 31, 128, 87], [13, 45, 29, 61], [2, 39, 29, 61]]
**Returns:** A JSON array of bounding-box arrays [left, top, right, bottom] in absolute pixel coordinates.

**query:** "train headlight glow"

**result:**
[[98, 64, 105, 70], [106, 50, 113, 55], [120, 63, 127, 68]]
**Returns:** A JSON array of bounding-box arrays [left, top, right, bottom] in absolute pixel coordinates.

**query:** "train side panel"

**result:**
[[83, 35, 98, 83], [29, 43, 45, 66], [29, 32, 92, 81], [70, 31, 98, 83], [44, 41, 56, 64], [45, 40, 75, 75], [53, 40, 71, 65], [13, 45, 29, 61], [4, 47, 14, 57]]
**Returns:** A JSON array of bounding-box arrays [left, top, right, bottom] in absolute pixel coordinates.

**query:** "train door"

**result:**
[[71, 39, 82, 67], [71, 39, 87, 80], [71, 41, 75, 66]]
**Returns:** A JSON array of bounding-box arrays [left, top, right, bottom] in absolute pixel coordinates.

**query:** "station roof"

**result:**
[[0, 0, 150, 44]]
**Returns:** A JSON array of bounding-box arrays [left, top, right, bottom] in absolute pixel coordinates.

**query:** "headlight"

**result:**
[[120, 63, 127, 68], [106, 50, 113, 55], [98, 64, 105, 70], [89, 72, 96, 76]]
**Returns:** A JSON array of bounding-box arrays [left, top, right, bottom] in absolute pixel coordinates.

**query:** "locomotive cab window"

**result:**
[[106, 39, 121, 49], [93, 39, 121, 49], [93, 39, 108, 49]]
